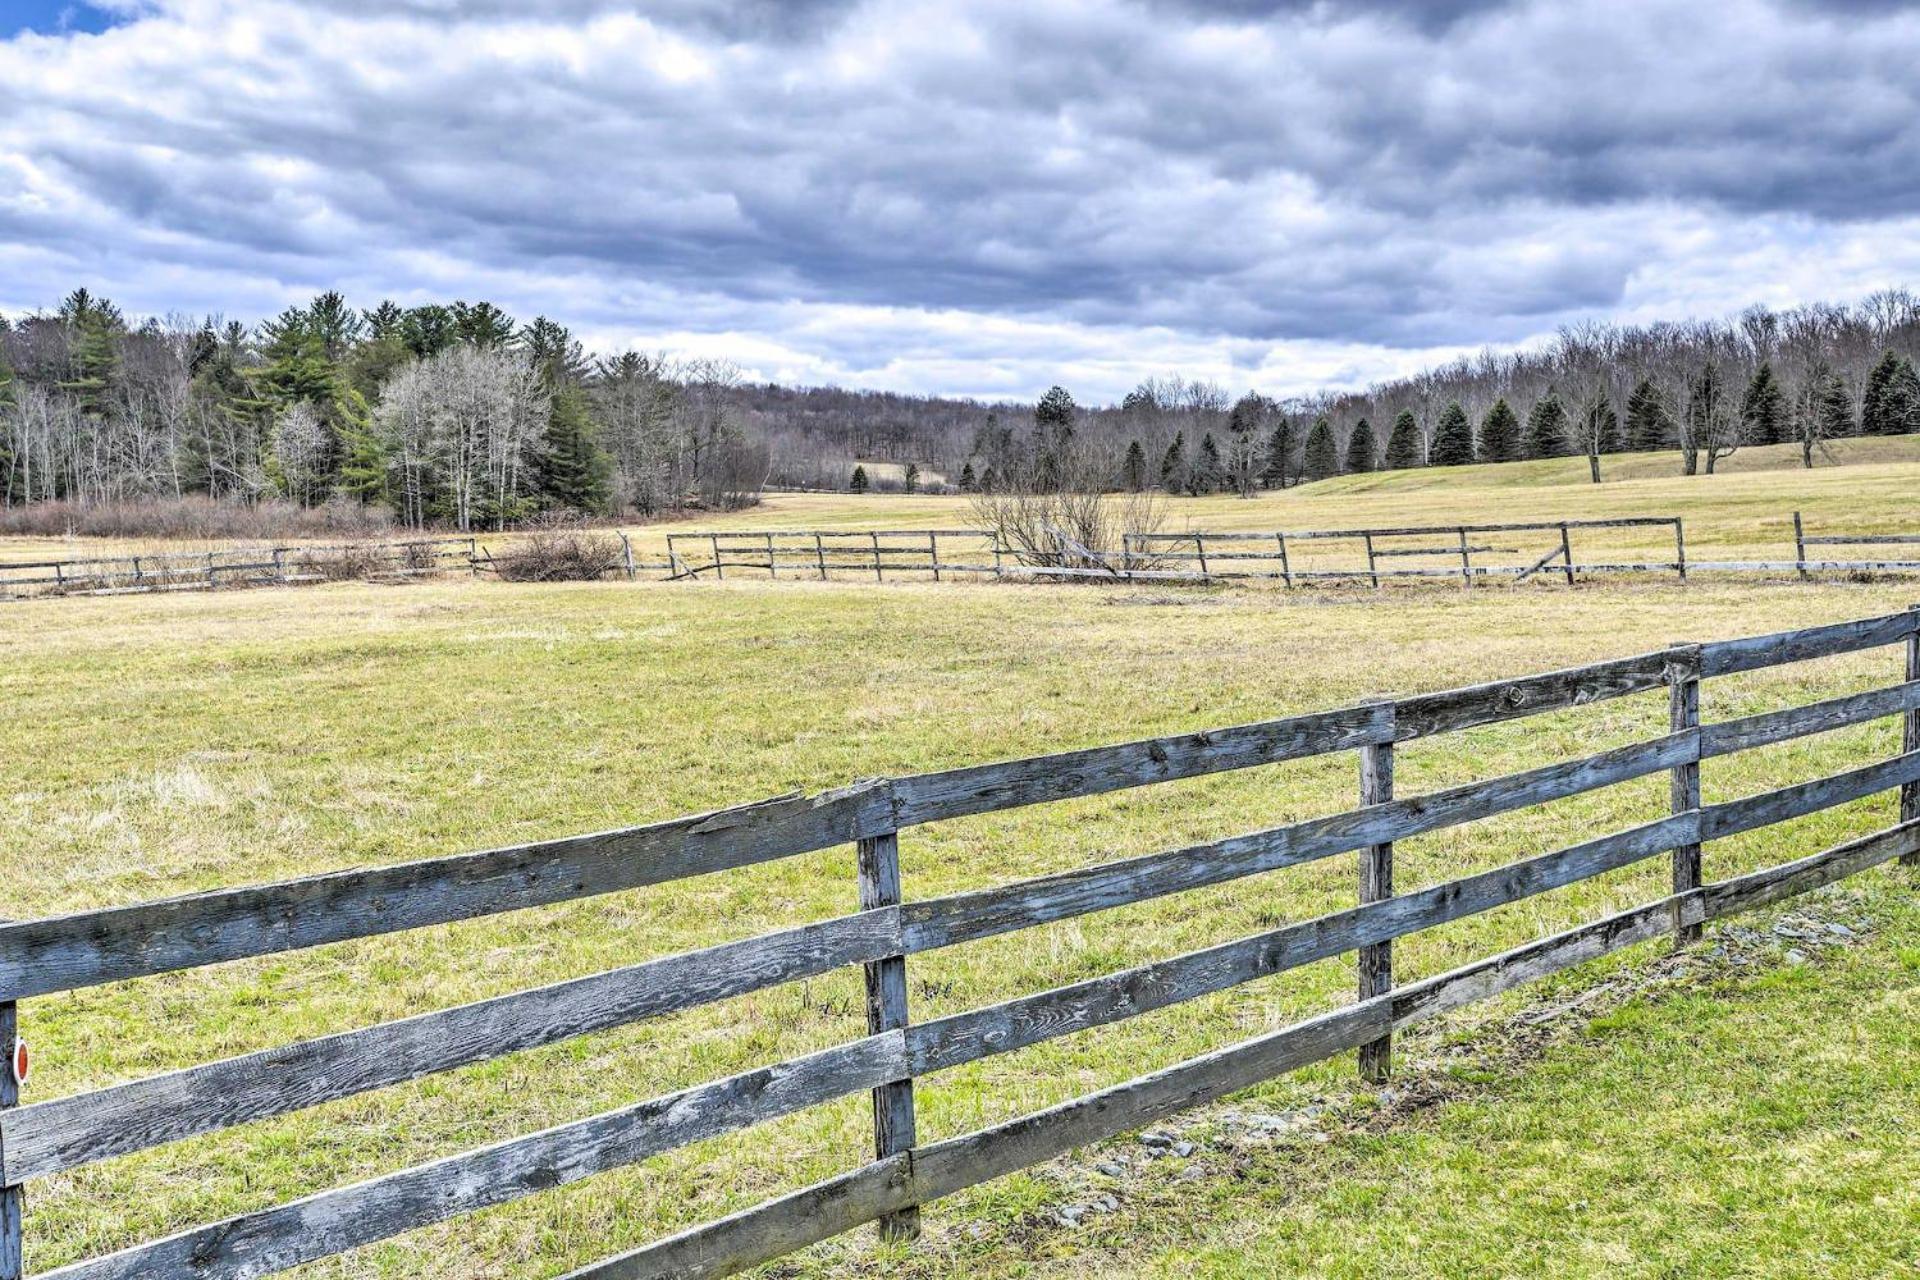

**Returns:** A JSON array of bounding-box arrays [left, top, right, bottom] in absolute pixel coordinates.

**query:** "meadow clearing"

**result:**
[[2, 447, 1918, 1278]]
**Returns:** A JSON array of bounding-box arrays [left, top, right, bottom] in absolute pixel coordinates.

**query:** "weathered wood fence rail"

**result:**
[[0, 537, 476, 600], [663, 528, 1000, 580], [2, 609, 1919, 1278], [658, 513, 1920, 589], [1124, 516, 1686, 586]]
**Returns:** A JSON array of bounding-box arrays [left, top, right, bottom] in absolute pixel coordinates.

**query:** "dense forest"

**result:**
[[0, 290, 768, 530], [4, 288, 1920, 529]]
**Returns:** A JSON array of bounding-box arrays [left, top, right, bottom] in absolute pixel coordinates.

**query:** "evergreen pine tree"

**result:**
[[1524, 393, 1571, 459], [1302, 418, 1340, 480], [1740, 362, 1787, 446], [1624, 379, 1675, 450], [959, 461, 977, 492], [1160, 431, 1187, 492], [1122, 439, 1148, 491], [1478, 398, 1521, 462], [1344, 419, 1376, 473], [1889, 358, 1920, 435], [903, 463, 920, 493], [1260, 420, 1293, 487], [1192, 432, 1225, 494], [536, 382, 612, 514], [1429, 401, 1475, 467], [1861, 350, 1903, 435], [1384, 408, 1424, 469], [849, 464, 870, 494], [1817, 372, 1855, 441]]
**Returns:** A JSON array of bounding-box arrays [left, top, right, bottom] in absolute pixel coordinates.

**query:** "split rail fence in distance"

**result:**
[[2, 610, 1919, 1278], [664, 528, 1000, 580], [0, 537, 476, 599], [662, 514, 1920, 587]]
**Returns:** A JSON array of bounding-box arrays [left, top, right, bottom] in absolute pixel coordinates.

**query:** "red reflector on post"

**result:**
[[10, 1036, 27, 1087]]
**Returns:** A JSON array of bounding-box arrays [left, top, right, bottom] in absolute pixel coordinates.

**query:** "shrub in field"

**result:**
[[492, 517, 624, 582]]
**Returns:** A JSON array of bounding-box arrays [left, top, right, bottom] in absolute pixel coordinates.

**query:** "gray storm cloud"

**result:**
[[5, 0, 1920, 398]]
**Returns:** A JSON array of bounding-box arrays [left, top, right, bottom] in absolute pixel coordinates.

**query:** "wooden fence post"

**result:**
[[1794, 512, 1809, 580], [870, 533, 884, 582], [765, 533, 778, 579], [815, 533, 828, 580], [1668, 644, 1704, 944], [1194, 533, 1210, 581], [1457, 526, 1473, 588], [1364, 534, 1381, 590], [1, 1000, 23, 1280], [1674, 519, 1688, 582], [1903, 606, 1920, 865], [1559, 523, 1576, 587], [1357, 708, 1395, 1083], [928, 533, 942, 583], [856, 832, 920, 1241], [620, 533, 636, 581], [1276, 532, 1293, 588]]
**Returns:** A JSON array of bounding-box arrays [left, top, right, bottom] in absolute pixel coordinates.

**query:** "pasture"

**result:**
[[2, 450, 1918, 1278]]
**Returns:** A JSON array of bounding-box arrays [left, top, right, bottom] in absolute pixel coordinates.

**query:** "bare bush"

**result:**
[[294, 542, 393, 582], [967, 437, 1167, 575], [492, 516, 625, 582], [0, 496, 394, 541]]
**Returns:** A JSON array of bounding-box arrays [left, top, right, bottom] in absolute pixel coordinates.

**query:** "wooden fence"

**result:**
[[1124, 516, 1686, 586], [664, 528, 1001, 580], [2, 608, 1918, 1278], [0, 538, 476, 600]]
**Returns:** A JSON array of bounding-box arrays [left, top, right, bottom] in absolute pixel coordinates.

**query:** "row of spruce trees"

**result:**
[[901, 350, 1920, 498]]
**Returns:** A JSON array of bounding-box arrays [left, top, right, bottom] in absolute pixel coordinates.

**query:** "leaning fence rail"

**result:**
[[1, 608, 1918, 1278]]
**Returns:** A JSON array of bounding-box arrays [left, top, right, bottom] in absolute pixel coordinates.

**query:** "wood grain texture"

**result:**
[[1700, 680, 1920, 758], [572, 892, 1689, 1280], [889, 702, 1394, 827], [1904, 614, 1919, 863], [1669, 645, 1704, 944], [1357, 726, 1395, 1082], [1699, 611, 1917, 677], [38, 1035, 906, 1280], [0, 1002, 19, 1280], [905, 814, 1691, 1078], [856, 833, 918, 1241], [0, 781, 897, 1001], [1703, 819, 1920, 918], [903, 731, 1695, 951], [2, 910, 902, 1185], [1701, 749, 1920, 841]]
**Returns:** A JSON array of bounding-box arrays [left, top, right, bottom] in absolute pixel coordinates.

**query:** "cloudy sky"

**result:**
[[5, 0, 1920, 401]]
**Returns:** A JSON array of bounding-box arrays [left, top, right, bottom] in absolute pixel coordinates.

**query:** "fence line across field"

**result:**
[[2, 607, 1918, 1279], [0, 537, 476, 599], [660, 512, 1920, 587]]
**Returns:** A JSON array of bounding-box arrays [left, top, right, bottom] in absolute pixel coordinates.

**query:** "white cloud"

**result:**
[[5, 0, 1920, 400]]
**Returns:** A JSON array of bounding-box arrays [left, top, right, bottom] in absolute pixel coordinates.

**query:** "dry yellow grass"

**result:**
[[1, 445, 1918, 1278]]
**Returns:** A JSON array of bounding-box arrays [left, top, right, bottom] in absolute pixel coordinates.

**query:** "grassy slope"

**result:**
[[1, 453, 1917, 1276], [618, 434, 1920, 569]]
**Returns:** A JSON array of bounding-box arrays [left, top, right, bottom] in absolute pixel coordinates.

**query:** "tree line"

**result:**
[[7, 288, 1920, 525], [939, 295, 1920, 498], [0, 290, 769, 529]]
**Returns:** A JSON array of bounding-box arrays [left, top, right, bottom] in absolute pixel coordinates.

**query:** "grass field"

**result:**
[[3, 451, 1918, 1278]]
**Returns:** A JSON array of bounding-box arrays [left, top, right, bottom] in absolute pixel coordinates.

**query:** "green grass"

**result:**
[[2, 458, 1919, 1277], [915, 893, 1920, 1280]]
